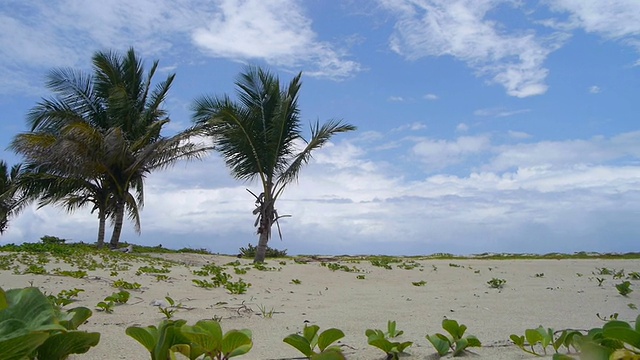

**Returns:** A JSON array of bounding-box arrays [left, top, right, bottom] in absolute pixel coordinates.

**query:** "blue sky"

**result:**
[[1, 0, 639, 255]]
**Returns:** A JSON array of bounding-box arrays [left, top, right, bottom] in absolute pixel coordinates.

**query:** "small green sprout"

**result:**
[[426, 319, 481, 357], [487, 278, 506, 289], [356, 275, 366, 280], [366, 327, 412, 359], [283, 324, 346, 359], [412, 280, 427, 287], [616, 281, 633, 296], [291, 279, 302, 285]]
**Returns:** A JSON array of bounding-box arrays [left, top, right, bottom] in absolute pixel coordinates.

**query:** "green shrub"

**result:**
[[238, 243, 287, 258]]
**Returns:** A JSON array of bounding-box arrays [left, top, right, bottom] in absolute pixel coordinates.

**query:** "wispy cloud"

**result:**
[[474, 107, 531, 118], [388, 96, 405, 102], [379, 0, 567, 97], [411, 135, 492, 169], [0, 0, 361, 95], [589, 85, 601, 94], [392, 122, 427, 132], [424, 93, 439, 100]]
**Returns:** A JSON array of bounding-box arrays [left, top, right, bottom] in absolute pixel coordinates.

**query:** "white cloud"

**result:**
[[507, 130, 532, 139], [0, 0, 361, 95], [589, 85, 601, 94], [548, 1, 640, 45], [3, 131, 640, 255], [424, 93, 439, 100], [380, 0, 567, 97], [191, 0, 361, 79], [474, 107, 531, 118], [392, 122, 427, 132], [388, 96, 405, 102], [456, 123, 469, 132], [411, 135, 492, 169]]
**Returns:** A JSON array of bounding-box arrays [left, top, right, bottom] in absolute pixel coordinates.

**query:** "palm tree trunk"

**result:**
[[254, 202, 274, 263], [109, 201, 125, 249], [96, 209, 106, 249]]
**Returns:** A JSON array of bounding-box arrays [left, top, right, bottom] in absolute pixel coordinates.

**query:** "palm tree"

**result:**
[[12, 48, 210, 248], [192, 66, 356, 263], [0, 161, 24, 235]]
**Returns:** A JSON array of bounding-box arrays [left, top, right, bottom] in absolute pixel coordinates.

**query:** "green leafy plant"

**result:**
[[426, 319, 481, 357], [412, 280, 427, 286], [112, 279, 141, 290], [192, 279, 216, 289], [181, 320, 253, 359], [95, 301, 114, 313], [53, 269, 88, 279], [356, 275, 366, 280], [535, 273, 545, 278], [510, 326, 579, 356], [283, 324, 345, 359], [628, 272, 640, 280], [225, 279, 251, 294], [366, 328, 412, 360], [616, 281, 633, 296], [0, 286, 100, 359], [487, 278, 506, 289], [386, 320, 404, 338], [597, 277, 606, 286], [104, 290, 130, 304], [291, 279, 302, 285], [47, 288, 85, 308], [256, 304, 275, 319], [239, 243, 287, 258]]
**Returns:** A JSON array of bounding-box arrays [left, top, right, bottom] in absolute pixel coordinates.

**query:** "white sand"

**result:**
[[1, 252, 639, 359]]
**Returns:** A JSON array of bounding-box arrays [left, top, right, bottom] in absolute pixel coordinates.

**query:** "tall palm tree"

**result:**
[[0, 161, 24, 235], [12, 48, 210, 248], [192, 66, 356, 263]]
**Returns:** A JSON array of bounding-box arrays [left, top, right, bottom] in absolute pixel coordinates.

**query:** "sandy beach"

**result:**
[[1, 251, 639, 359]]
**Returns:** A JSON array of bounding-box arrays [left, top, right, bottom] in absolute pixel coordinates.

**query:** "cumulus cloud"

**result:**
[[411, 135, 492, 169], [3, 130, 639, 255], [0, 0, 361, 95], [379, 0, 567, 97]]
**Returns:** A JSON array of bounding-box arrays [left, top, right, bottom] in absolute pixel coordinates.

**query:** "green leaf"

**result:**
[[395, 341, 412, 353], [304, 324, 320, 345], [317, 328, 345, 352], [553, 330, 567, 351], [466, 335, 481, 348], [0, 288, 8, 311], [510, 334, 525, 348], [126, 326, 158, 353], [36, 331, 100, 360], [283, 334, 313, 357], [0, 332, 50, 360], [552, 354, 576, 360], [222, 330, 252, 358], [311, 350, 346, 360], [59, 307, 93, 330], [602, 326, 640, 349], [453, 337, 468, 356], [181, 320, 222, 354], [442, 319, 466, 340], [426, 334, 451, 356], [525, 328, 543, 346]]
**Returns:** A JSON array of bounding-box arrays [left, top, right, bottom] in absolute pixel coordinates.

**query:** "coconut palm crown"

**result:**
[[192, 66, 356, 262]]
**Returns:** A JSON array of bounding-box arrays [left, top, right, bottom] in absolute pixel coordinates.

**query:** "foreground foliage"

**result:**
[[0, 286, 100, 359]]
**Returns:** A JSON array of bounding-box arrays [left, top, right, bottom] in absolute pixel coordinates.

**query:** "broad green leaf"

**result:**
[[466, 335, 481, 347], [368, 338, 394, 354], [222, 330, 252, 358], [442, 319, 466, 340], [311, 350, 346, 360], [283, 334, 313, 357], [426, 334, 450, 356], [36, 331, 100, 360], [0, 332, 50, 360], [0, 288, 8, 311], [126, 326, 158, 353], [181, 322, 221, 354], [552, 354, 576, 360], [578, 340, 613, 360], [59, 307, 93, 330], [395, 341, 412, 353], [510, 334, 525, 348], [553, 330, 567, 351], [0, 287, 65, 333], [453, 337, 468, 356], [536, 326, 552, 348], [304, 324, 320, 347], [154, 320, 188, 360], [636, 315, 640, 333], [603, 326, 640, 349], [525, 328, 543, 346], [317, 328, 345, 352]]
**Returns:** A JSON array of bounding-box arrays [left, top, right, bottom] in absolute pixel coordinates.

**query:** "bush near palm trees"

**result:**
[[11, 48, 210, 248], [193, 66, 356, 263], [0, 160, 24, 235]]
